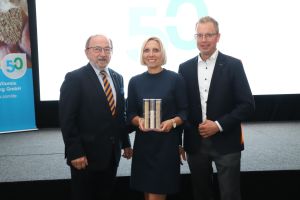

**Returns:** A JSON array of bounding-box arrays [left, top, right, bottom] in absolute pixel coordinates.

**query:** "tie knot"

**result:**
[[100, 70, 107, 77]]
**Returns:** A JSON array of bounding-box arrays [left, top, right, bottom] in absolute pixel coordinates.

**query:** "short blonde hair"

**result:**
[[196, 16, 219, 33], [140, 37, 167, 66]]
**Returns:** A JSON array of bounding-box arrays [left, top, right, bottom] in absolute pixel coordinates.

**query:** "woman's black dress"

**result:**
[[127, 69, 188, 194]]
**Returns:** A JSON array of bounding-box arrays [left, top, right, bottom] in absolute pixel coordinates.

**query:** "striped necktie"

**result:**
[[100, 70, 116, 116]]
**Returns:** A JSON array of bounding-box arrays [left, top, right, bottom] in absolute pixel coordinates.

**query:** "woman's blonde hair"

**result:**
[[140, 37, 167, 66]]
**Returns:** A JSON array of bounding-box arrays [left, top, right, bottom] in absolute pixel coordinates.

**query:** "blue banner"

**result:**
[[0, 0, 36, 133], [0, 54, 36, 133]]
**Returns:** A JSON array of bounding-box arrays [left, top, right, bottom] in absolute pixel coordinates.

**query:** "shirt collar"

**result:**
[[198, 49, 219, 63], [90, 62, 109, 76]]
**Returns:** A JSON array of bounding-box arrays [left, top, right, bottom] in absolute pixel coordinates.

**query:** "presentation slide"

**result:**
[[35, 0, 300, 101]]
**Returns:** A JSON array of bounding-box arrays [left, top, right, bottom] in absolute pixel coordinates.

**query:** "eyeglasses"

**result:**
[[87, 46, 112, 54], [194, 33, 218, 39]]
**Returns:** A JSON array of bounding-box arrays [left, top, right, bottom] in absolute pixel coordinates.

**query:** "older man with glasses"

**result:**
[[59, 34, 133, 200]]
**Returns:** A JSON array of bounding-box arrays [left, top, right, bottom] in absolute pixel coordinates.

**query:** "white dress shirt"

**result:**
[[197, 50, 223, 131]]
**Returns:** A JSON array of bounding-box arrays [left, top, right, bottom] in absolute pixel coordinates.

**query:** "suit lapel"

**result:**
[[85, 64, 109, 104], [86, 64, 102, 89], [109, 69, 120, 93], [85, 64, 102, 90], [108, 68, 122, 110], [108, 68, 121, 97], [84, 64, 121, 117], [190, 57, 201, 104], [208, 52, 225, 100]]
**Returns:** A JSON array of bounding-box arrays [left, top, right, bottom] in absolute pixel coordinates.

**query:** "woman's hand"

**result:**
[[159, 119, 173, 133]]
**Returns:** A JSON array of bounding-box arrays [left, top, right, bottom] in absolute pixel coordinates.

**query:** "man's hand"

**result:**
[[179, 145, 186, 165], [198, 119, 220, 138], [122, 147, 133, 159], [71, 156, 88, 170]]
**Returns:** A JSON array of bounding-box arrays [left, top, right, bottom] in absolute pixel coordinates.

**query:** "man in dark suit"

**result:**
[[59, 34, 132, 200], [178, 16, 255, 200]]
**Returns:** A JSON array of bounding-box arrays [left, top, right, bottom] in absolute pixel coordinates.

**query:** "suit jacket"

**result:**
[[179, 52, 255, 155], [59, 63, 130, 170]]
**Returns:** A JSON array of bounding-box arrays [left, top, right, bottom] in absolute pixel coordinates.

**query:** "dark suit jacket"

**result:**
[[59, 63, 130, 170], [179, 52, 255, 155]]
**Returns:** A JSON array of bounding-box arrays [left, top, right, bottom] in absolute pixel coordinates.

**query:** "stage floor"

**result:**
[[0, 121, 299, 183]]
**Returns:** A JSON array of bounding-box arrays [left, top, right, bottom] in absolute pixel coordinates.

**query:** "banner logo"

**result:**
[[1, 53, 27, 79]]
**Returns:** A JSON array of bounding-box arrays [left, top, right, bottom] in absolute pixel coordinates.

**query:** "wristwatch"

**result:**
[[171, 119, 176, 129]]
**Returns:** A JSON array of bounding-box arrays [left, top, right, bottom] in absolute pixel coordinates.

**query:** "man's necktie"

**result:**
[[100, 70, 116, 116]]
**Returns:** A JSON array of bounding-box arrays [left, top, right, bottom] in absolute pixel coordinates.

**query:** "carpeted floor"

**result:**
[[0, 121, 299, 182]]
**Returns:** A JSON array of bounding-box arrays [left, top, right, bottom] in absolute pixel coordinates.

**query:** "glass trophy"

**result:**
[[143, 99, 161, 130]]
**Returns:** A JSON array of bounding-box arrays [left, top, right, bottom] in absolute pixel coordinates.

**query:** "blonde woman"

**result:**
[[127, 37, 188, 200]]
